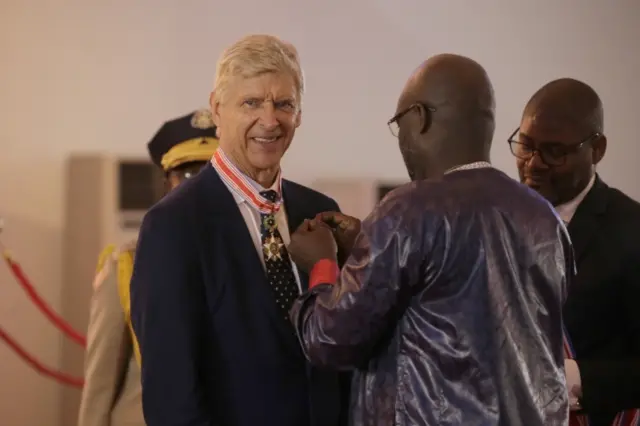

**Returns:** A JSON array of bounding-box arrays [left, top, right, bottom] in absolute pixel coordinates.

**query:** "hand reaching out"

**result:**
[[288, 219, 338, 272], [315, 211, 362, 265]]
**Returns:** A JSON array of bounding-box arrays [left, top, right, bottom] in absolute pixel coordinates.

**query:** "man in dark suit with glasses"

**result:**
[[511, 78, 640, 426]]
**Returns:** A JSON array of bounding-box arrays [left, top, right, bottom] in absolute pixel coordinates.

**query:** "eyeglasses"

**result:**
[[507, 127, 601, 167], [387, 103, 437, 137]]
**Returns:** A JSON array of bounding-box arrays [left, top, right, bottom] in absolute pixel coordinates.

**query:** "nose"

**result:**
[[527, 150, 550, 170], [258, 101, 279, 131]]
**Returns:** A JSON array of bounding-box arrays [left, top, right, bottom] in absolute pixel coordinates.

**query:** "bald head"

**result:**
[[524, 78, 603, 134], [402, 54, 495, 113], [395, 54, 495, 180]]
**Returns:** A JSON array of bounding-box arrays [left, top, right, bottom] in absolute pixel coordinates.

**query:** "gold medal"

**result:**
[[262, 214, 277, 233], [262, 235, 284, 261]]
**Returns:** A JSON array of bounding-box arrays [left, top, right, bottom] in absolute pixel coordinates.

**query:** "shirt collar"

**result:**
[[445, 161, 492, 174], [227, 169, 282, 205], [211, 150, 282, 206], [555, 174, 596, 224]]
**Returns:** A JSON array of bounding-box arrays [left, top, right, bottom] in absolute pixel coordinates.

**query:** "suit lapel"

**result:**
[[199, 166, 305, 357], [199, 163, 262, 267], [568, 175, 609, 263]]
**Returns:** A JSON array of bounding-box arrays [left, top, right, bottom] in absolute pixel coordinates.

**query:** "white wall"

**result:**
[[1, 0, 639, 425]]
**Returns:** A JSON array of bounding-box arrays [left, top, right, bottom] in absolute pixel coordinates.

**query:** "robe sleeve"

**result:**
[[290, 193, 441, 369]]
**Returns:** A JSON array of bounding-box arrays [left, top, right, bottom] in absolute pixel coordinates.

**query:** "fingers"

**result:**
[[296, 218, 332, 233], [336, 219, 353, 230], [316, 212, 360, 234], [295, 219, 312, 234], [316, 221, 335, 233], [315, 211, 346, 228], [307, 218, 325, 231]]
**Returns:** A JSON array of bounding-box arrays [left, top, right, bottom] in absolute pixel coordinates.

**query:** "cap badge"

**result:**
[[190, 109, 215, 129]]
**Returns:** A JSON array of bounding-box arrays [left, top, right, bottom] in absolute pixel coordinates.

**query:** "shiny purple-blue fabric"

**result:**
[[291, 168, 571, 426]]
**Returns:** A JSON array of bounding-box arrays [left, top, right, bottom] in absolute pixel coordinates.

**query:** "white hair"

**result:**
[[213, 34, 304, 109]]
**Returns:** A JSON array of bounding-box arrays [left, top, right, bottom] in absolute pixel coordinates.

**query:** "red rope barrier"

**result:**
[[2, 250, 86, 347], [0, 325, 84, 388]]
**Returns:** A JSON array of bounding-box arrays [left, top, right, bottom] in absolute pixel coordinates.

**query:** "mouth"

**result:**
[[251, 136, 281, 145], [524, 176, 549, 187]]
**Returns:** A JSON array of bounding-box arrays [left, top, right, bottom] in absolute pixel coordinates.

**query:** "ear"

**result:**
[[294, 109, 302, 128], [210, 91, 221, 126], [592, 134, 607, 165], [417, 104, 433, 135]]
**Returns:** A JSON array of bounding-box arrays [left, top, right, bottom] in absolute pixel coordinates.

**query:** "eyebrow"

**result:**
[[518, 132, 567, 146], [273, 97, 295, 103], [239, 95, 296, 103]]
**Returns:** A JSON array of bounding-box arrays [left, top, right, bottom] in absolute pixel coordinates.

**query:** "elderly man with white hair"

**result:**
[[130, 34, 350, 426]]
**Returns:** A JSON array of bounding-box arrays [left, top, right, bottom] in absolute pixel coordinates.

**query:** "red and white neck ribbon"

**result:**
[[563, 323, 640, 426], [211, 149, 282, 215]]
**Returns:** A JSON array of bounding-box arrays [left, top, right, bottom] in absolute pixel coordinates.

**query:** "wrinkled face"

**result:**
[[212, 72, 301, 176], [515, 114, 604, 205]]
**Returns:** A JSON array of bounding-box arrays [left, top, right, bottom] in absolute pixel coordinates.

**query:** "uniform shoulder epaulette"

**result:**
[[119, 239, 138, 255], [96, 244, 117, 273], [113, 240, 142, 366]]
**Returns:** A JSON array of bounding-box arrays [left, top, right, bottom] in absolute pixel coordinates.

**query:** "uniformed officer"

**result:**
[[77, 109, 218, 426]]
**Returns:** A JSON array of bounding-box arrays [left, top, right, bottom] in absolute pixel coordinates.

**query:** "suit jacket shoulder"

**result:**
[[147, 175, 200, 218], [604, 183, 640, 224], [581, 179, 640, 258], [140, 167, 211, 240], [282, 179, 339, 210]]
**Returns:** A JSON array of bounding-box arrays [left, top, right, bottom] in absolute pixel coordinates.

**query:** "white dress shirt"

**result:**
[[214, 165, 302, 293], [556, 174, 596, 224], [555, 173, 596, 409]]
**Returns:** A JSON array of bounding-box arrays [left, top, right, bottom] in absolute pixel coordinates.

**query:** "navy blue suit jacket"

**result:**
[[130, 163, 349, 426]]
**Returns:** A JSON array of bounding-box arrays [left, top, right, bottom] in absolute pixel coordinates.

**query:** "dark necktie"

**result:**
[[259, 190, 299, 321]]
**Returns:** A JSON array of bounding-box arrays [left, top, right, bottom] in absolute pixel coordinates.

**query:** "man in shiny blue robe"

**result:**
[[288, 54, 572, 426]]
